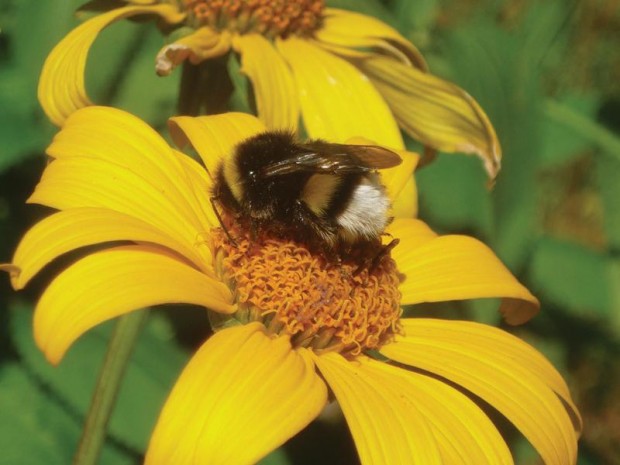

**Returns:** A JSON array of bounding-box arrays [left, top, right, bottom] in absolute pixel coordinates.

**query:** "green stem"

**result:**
[[72, 311, 148, 465], [544, 99, 620, 161]]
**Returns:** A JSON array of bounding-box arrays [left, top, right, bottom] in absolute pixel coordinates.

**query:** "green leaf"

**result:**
[[416, 155, 492, 237], [596, 153, 620, 250], [10, 302, 189, 452], [0, 0, 80, 172], [539, 94, 601, 166], [0, 364, 134, 465], [530, 237, 613, 318], [258, 448, 292, 465]]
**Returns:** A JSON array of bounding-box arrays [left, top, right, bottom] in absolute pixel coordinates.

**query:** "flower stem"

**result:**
[[72, 311, 148, 465]]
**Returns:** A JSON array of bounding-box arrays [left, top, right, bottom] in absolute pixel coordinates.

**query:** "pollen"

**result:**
[[211, 223, 402, 357], [182, 0, 324, 38]]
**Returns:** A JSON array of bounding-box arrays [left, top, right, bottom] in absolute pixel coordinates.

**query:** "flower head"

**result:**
[[40, 1, 501, 177], [5, 107, 580, 464]]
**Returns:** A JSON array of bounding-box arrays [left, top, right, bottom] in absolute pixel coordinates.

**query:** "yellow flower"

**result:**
[[40, 0, 501, 177], [4, 107, 579, 464]]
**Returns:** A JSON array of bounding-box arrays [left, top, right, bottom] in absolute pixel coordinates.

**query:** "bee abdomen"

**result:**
[[336, 177, 390, 242]]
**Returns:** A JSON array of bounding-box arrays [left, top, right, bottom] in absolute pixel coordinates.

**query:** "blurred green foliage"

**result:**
[[1, 0, 619, 464]]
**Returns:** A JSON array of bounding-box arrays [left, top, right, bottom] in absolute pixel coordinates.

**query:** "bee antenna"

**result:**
[[210, 196, 238, 246]]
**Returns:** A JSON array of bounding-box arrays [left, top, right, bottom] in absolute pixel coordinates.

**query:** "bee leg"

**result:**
[[210, 196, 238, 246], [370, 238, 400, 271], [353, 238, 400, 276]]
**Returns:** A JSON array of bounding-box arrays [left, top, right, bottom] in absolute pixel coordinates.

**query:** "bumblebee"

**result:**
[[212, 131, 401, 251]]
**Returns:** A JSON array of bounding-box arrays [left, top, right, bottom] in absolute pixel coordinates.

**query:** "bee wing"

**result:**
[[262, 143, 401, 177]]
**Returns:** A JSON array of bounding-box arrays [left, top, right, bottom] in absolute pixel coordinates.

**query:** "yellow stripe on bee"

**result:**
[[224, 156, 244, 202], [302, 174, 340, 215]]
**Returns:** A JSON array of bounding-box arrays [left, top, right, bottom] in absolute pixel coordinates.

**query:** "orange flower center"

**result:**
[[210, 222, 402, 357], [182, 0, 324, 38]]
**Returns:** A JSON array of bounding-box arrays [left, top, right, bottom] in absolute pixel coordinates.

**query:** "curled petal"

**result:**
[[381, 319, 580, 465], [146, 324, 327, 465], [155, 28, 231, 76], [358, 55, 501, 179], [277, 37, 403, 148], [35, 245, 235, 365], [232, 34, 299, 131], [393, 229, 539, 324], [38, 5, 184, 126]]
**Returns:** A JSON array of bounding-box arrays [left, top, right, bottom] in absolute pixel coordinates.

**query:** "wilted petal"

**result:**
[[155, 28, 231, 76], [358, 55, 501, 179], [146, 323, 327, 465]]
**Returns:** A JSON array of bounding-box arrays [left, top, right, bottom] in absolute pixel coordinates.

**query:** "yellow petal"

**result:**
[[319, 8, 427, 69], [359, 55, 501, 179], [313, 351, 443, 465], [394, 232, 539, 324], [391, 177, 418, 218], [232, 34, 299, 131], [381, 319, 580, 465], [361, 357, 514, 465], [168, 112, 266, 175], [47, 106, 214, 232], [146, 323, 327, 465], [30, 157, 215, 272], [38, 5, 184, 126], [277, 37, 403, 148], [345, 136, 419, 207], [386, 218, 438, 249], [155, 28, 231, 76], [35, 245, 235, 365], [10, 208, 215, 290]]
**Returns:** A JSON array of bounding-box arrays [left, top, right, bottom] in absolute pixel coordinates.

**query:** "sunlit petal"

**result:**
[[313, 351, 443, 465], [346, 136, 419, 206], [391, 178, 417, 218], [35, 245, 235, 365], [381, 319, 580, 465], [362, 357, 513, 465], [386, 218, 438, 249], [10, 208, 210, 290], [169, 112, 265, 175], [232, 34, 299, 131], [393, 231, 539, 324], [47, 106, 212, 231], [277, 37, 403, 148], [28, 157, 214, 273], [358, 55, 501, 179], [38, 5, 184, 126], [146, 324, 327, 465]]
